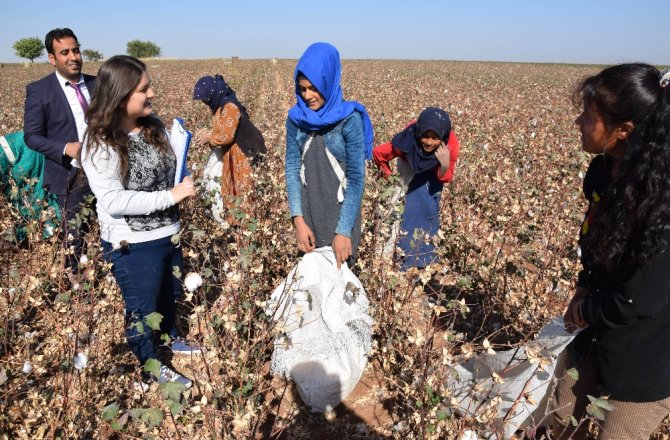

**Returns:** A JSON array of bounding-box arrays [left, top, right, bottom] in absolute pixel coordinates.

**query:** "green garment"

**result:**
[[0, 131, 60, 241]]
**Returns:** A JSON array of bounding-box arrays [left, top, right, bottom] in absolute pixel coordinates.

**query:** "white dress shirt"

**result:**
[[55, 71, 91, 167]]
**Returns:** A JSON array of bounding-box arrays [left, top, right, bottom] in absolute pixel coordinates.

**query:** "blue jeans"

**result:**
[[102, 236, 183, 364]]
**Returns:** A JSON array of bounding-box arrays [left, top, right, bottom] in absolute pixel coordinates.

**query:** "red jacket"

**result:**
[[372, 121, 459, 183]]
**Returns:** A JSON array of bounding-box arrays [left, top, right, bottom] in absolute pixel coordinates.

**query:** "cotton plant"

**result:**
[[73, 352, 88, 371], [184, 272, 203, 292]]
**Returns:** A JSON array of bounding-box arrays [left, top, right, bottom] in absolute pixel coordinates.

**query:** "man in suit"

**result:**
[[24, 28, 95, 275]]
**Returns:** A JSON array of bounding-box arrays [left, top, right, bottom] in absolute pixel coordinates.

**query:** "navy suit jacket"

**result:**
[[24, 72, 96, 195]]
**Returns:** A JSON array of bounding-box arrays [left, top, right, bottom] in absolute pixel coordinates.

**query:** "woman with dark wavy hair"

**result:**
[[82, 55, 198, 389], [553, 64, 670, 439]]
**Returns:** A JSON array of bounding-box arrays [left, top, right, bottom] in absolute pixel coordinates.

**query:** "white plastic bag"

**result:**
[[267, 247, 373, 412], [447, 318, 576, 439], [202, 147, 224, 223]]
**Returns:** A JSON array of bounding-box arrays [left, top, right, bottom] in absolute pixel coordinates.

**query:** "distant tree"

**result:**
[[82, 49, 103, 62], [126, 40, 161, 58], [13, 37, 44, 63]]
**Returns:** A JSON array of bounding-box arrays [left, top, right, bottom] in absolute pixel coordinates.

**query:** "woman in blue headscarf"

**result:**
[[285, 42, 374, 268]]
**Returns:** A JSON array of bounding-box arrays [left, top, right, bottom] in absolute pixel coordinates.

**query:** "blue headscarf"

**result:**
[[288, 42, 374, 159], [392, 107, 452, 174], [193, 74, 248, 117]]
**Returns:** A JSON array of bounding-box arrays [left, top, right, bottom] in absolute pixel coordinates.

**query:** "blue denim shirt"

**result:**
[[285, 112, 365, 237]]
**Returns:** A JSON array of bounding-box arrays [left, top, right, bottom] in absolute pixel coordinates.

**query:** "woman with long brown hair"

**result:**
[[82, 55, 197, 388]]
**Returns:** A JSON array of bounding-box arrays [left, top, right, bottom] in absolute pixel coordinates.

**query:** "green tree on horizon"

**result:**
[[82, 49, 103, 62], [126, 40, 161, 59], [13, 37, 44, 63]]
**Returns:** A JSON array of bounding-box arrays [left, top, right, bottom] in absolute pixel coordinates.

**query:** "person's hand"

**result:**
[[195, 128, 212, 147], [65, 141, 82, 159], [435, 143, 450, 166], [332, 233, 352, 269], [381, 167, 396, 179], [563, 286, 589, 333], [293, 216, 315, 253], [170, 176, 196, 203]]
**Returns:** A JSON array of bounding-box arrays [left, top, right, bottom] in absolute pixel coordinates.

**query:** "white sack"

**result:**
[[267, 247, 373, 412], [447, 318, 576, 439], [202, 147, 224, 223]]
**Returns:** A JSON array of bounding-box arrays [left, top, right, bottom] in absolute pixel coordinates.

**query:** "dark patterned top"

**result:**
[[301, 133, 362, 261], [124, 133, 178, 232]]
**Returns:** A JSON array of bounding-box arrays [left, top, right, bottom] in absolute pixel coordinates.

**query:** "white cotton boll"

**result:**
[[184, 272, 203, 292], [79, 255, 89, 266], [74, 352, 88, 371], [22, 361, 33, 374], [44, 224, 55, 237], [459, 430, 478, 440], [112, 241, 121, 250]]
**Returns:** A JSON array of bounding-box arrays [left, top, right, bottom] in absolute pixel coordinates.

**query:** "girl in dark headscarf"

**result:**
[[285, 42, 374, 269], [373, 107, 460, 271], [193, 74, 266, 222]]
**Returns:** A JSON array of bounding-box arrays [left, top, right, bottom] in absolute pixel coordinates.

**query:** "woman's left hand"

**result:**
[[170, 176, 196, 203], [332, 234, 352, 269]]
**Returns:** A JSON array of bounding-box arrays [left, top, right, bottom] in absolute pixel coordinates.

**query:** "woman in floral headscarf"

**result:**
[[193, 75, 266, 221], [373, 107, 460, 270], [285, 42, 374, 268]]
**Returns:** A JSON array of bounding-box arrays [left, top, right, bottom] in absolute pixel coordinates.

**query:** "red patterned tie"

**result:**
[[68, 82, 89, 112]]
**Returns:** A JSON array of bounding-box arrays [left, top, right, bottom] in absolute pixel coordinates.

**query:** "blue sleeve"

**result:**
[[336, 113, 365, 237], [284, 117, 303, 218], [23, 83, 69, 164]]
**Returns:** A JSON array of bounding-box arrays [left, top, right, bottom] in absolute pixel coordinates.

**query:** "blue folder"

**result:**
[[169, 117, 192, 185]]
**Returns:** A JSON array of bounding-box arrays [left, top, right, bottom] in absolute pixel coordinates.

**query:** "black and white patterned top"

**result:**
[[124, 134, 179, 232], [81, 130, 181, 244]]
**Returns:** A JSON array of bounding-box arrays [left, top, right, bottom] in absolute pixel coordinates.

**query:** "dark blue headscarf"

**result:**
[[288, 42, 374, 159], [392, 107, 452, 174], [193, 74, 248, 117]]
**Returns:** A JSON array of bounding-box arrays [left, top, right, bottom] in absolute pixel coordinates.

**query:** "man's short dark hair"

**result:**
[[45, 28, 78, 55]]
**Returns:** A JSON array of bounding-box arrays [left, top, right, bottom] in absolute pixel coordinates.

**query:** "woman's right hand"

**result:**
[[195, 128, 212, 147], [563, 286, 589, 333], [293, 216, 316, 253], [170, 176, 196, 204]]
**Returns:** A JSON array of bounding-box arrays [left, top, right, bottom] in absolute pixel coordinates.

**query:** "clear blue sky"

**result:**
[[2, 0, 668, 65]]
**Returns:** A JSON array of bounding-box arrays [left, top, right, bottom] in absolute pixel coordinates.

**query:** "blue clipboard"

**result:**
[[169, 117, 192, 185]]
